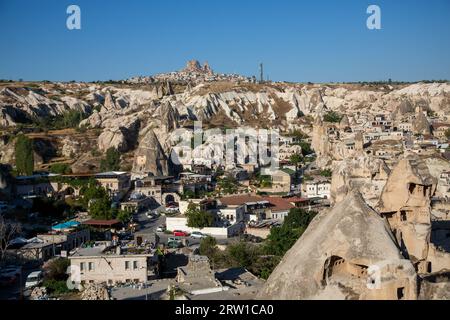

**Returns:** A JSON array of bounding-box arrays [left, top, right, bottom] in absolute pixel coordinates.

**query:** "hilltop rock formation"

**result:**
[[258, 191, 418, 300], [183, 60, 213, 74]]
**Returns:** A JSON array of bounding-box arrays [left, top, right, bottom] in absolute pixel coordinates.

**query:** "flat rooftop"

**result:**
[[70, 242, 153, 258]]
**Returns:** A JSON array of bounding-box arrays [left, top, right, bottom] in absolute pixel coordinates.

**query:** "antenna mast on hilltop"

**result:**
[[259, 63, 264, 83]]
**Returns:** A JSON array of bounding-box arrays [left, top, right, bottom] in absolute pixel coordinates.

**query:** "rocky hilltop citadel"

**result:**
[[0, 60, 449, 300]]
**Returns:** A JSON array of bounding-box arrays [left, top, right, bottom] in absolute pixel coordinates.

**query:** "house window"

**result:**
[[80, 262, 85, 272], [125, 261, 130, 270], [88, 262, 94, 271], [133, 261, 138, 270]]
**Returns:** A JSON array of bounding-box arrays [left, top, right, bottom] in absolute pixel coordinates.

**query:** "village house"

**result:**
[[432, 122, 450, 140], [68, 241, 157, 286], [259, 169, 292, 194], [134, 175, 180, 205], [218, 195, 270, 222], [263, 196, 295, 221], [302, 178, 331, 199], [180, 172, 213, 195], [278, 144, 302, 161], [119, 192, 154, 213], [15, 173, 59, 197], [94, 171, 131, 202], [16, 224, 90, 262], [398, 122, 413, 132]]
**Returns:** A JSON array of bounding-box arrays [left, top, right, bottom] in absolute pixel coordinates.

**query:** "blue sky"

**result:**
[[1, 0, 449, 82]]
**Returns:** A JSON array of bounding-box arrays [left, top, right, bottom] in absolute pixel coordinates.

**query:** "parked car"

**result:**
[[146, 211, 156, 219], [167, 240, 183, 249], [173, 230, 189, 237], [25, 271, 43, 289], [156, 225, 166, 232], [191, 231, 207, 239], [165, 207, 179, 214]]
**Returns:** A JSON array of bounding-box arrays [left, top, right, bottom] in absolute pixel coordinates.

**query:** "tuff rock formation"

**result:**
[[330, 154, 390, 207], [258, 191, 418, 300], [376, 156, 447, 273], [132, 129, 169, 177], [412, 110, 432, 135]]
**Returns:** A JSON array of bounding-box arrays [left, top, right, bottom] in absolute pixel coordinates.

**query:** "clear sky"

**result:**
[[1, 0, 449, 82]]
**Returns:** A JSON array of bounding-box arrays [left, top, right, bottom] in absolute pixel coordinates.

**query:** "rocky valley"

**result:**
[[0, 60, 449, 300]]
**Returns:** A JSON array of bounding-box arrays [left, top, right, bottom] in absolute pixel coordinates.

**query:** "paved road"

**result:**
[[135, 211, 165, 234], [134, 211, 238, 247]]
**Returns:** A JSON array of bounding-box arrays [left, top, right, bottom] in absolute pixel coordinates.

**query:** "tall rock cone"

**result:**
[[159, 102, 180, 132], [412, 110, 431, 135], [132, 129, 169, 176], [257, 191, 417, 300]]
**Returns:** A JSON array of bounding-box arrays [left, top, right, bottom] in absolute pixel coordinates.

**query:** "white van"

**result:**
[[25, 271, 43, 289]]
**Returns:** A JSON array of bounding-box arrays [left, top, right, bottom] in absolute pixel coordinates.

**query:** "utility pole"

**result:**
[[259, 63, 264, 83]]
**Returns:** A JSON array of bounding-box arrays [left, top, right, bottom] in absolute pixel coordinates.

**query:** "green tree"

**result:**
[[185, 203, 214, 228], [81, 180, 113, 219], [81, 180, 108, 206], [89, 197, 113, 220], [289, 153, 303, 178], [264, 208, 317, 256], [283, 208, 317, 230], [15, 134, 34, 175], [319, 169, 332, 177], [116, 209, 132, 223], [323, 111, 343, 123], [298, 141, 313, 156], [182, 189, 196, 200], [100, 147, 121, 172], [218, 176, 238, 194], [290, 130, 308, 140], [264, 226, 300, 256]]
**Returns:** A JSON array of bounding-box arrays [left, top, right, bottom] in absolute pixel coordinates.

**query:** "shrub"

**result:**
[[49, 163, 72, 174], [43, 279, 72, 295], [323, 111, 343, 123]]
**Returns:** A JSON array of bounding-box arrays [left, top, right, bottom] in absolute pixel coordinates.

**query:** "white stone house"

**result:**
[[69, 242, 155, 286], [302, 179, 331, 199]]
